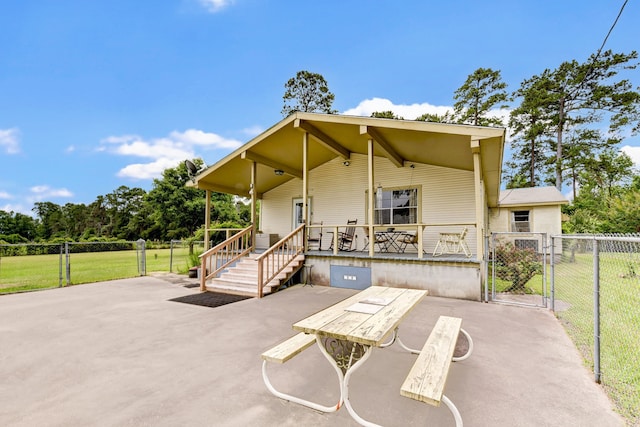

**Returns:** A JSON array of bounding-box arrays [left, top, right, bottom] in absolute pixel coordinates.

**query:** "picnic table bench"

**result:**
[[261, 332, 343, 413], [401, 315, 473, 427], [261, 288, 472, 426]]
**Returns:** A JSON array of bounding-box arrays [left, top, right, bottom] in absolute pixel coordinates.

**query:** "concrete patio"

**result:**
[[0, 275, 623, 426]]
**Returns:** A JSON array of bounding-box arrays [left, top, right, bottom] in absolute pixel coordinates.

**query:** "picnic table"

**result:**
[[262, 285, 474, 426], [292, 286, 427, 424]]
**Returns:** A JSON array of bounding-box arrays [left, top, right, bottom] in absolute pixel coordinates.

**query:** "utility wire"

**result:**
[[594, 0, 628, 59], [578, 0, 629, 89]]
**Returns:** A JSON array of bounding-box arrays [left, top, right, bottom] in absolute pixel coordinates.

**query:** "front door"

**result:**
[[292, 197, 311, 229]]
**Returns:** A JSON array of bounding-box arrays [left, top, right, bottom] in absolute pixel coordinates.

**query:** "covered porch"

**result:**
[[190, 113, 505, 298]]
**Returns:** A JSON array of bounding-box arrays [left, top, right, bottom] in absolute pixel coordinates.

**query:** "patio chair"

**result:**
[[433, 227, 472, 257], [306, 221, 323, 250], [398, 232, 420, 253], [329, 219, 357, 251], [361, 227, 390, 252]]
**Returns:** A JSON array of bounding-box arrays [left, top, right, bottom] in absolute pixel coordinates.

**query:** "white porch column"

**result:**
[[471, 139, 484, 259], [204, 190, 211, 250], [250, 160, 257, 248], [302, 132, 309, 225], [367, 138, 375, 257]]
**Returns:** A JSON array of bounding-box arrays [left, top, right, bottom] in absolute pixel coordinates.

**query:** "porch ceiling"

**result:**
[[191, 112, 505, 205]]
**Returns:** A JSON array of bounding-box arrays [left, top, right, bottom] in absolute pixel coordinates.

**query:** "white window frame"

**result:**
[[370, 186, 421, 225], [511, 210, 531, 232]]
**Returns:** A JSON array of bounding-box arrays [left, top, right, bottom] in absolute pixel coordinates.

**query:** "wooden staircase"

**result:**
[[204, 253, 305, 297]]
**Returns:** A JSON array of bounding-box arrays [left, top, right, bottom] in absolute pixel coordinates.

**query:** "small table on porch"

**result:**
[[293, 285, 428, 425]]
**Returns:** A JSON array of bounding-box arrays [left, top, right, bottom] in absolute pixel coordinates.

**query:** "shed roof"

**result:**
[[498, 186, 569, 207], [191, 112, 506, 206]]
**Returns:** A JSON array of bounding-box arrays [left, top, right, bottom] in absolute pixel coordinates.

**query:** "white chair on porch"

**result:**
[[433, 227, 472, 257]]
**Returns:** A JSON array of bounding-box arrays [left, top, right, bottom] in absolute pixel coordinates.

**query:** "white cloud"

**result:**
[[0, 128, 20, 154], [101, 128, 241, 180], [29, 185, 73, 201], [342, 98, 454, 120], [342, 97, 511, 126], [198, 0, 234, 13], [0, 191, 13, 199], [621, 145, 640, 167], [117, 159, 182, 180], [241, 126, 264, 137], [1, 203, 32, 216], [102, 134, 140, 144], [169, 129, 242, 149]]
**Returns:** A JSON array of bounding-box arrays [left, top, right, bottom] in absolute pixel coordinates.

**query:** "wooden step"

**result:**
[[206, 280, 276, 296], [204, 252, 305, 298]]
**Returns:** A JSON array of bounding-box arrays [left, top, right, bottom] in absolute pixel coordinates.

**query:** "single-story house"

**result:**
[[489, 186, 569, 255], [188, 112, 558, 301]]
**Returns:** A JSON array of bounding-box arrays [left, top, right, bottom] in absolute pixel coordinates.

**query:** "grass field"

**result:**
[[489, 250, 638, 424], [554, 252, 640, 424], [0, 247, 197, 293]]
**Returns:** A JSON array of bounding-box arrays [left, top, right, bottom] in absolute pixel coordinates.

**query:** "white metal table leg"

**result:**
[[316, 337, 384, 426], [452, 328, 474, 362], [341, 345, 381, 427], [442, 394, 464, 427]]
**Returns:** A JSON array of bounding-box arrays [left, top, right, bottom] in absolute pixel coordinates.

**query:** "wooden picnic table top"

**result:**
[[292, 286, 428, 346]]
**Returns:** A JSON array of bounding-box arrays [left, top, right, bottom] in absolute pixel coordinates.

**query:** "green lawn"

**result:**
[[489, 250, 638, 424], [0, 247, 197, 293], [554, 252, 639, 424]]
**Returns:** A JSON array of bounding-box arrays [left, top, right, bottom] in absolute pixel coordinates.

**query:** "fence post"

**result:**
[[550, 236, 555, 312], [484, 234, 489, 302], [137, 239, 146, 276], [65, 242, 71, 286], [169, 240, 175, 273], [542, 233, 547, 307], [593, 238, 601, 384], [58, 244, 63, 287]]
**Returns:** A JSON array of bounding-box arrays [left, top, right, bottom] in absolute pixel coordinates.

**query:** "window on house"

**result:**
[[512, 210, 531, 232], [374, 188, 418, 224]]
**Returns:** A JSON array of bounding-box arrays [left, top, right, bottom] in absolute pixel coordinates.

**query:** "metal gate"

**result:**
[[489, 232, 548, 307]]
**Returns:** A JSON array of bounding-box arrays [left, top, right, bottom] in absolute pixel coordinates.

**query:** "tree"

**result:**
[[281, 70, 336, 116], [453, 67, 509, 126], [563, 130, 623, 197], [507, 76, 556, 187], [32, 201, 64, 240], [103, 186, 146, 239], [371, 111, 403, 119], [0, 210, 37, 241], [145, 161, 207, 240], [415, 111, 456, 123], [524, 50, 640, 190]]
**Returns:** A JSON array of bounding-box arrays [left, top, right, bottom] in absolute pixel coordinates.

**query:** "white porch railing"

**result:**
[[199, 225, 253, 291], [256, 224, 305, 298]]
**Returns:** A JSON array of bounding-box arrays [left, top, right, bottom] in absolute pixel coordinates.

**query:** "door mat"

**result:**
[[170, 292, 251, 308]]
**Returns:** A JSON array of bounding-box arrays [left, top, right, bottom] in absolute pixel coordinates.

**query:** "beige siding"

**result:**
[[261, 153, 477, 253], [489, 205, 561, 236], [489, 205, 563, 255]]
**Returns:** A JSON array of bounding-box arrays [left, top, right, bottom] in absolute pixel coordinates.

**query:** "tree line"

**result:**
[[0, 160, 251, 244], [2, 53, 640, 243], [282, 53, 640, 233]]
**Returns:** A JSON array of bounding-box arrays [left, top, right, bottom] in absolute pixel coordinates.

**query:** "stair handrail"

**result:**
[[256, 224, 305, 298], [200, 225, 254, 291]]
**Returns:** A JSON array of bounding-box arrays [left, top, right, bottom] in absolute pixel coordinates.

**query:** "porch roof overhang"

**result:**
[[190, 112, 506, 206]]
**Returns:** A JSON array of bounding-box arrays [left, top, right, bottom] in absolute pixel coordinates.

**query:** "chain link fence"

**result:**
[[488, 232, 548, 307], [551, 234, 640, 425], [0, 241, 147, 293], [167, 240, 205, 273]]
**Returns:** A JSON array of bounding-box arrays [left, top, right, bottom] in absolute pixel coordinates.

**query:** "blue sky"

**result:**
[[1, 0, 639, 216]]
